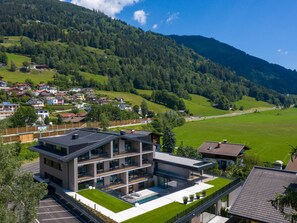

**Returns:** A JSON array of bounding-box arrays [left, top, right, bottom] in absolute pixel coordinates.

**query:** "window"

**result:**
[[110, 159, 119, 170], [113, 139, 119, 154], [44, 158, 62, 171], [78, 152, 89, 161], [97, 163, 104, 173]]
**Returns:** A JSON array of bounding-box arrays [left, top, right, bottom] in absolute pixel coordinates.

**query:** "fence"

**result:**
[[1, 118, 152, 143], [164, 178, 241, 223]]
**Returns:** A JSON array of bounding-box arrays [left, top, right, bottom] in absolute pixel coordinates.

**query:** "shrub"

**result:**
[[189, 194, 194, 201], [196, 192, 200, 199], [202, 190, 206, 197], [183, 196, 188, 204]]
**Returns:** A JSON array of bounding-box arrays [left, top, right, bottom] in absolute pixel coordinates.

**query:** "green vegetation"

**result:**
[[98, 91, 168, 113], [16, 142, 39, 162], [78, 189, 133, 213], [80, 72, 108, 84], [184, 94, 228, 116], [124, 178, 232, 223], [174, 108, 297, 163], [234, 96, 273, 110], [0, 36, 21, 47]]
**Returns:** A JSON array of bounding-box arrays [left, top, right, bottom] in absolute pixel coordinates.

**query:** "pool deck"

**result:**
[[67, 180, 214, 222]]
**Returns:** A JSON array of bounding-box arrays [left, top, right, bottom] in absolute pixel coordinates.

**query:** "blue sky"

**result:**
[[65, 0, 297, 70]]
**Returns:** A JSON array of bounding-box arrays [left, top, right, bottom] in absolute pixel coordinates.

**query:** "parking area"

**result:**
[[37, 196, 85, 223]]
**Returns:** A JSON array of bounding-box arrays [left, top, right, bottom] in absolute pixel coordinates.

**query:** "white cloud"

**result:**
[[277, 49, 288, 55], [166, 12, 179, 24], [133, 10, 147, 25], [70, 0, 140, 18], [152, 24, 158, 29]]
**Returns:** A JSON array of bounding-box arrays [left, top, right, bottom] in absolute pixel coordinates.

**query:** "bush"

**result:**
[[189, 194, 194, 201], [202, 190, 206, 197], [196, 192, 200, 199], [183, 196, 188, 204]]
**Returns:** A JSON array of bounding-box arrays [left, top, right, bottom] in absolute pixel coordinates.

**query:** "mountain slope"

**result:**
[[0, 0, 293, 108], [170, 35, 297, 94]]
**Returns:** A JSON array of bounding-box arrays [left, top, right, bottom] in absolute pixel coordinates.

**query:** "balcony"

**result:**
[[99, 181, 126, 192], [113, 150, 139, 159], [142, 144, 154, 152], [78, 153, 110, 164], [78, 174, 94, 183], [129, 175, 153, 185]]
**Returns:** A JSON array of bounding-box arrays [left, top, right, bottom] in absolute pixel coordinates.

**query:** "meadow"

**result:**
[[174, 108, 297, 163]]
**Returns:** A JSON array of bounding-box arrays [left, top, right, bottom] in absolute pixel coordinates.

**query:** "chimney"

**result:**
[[72, 133, 79, 140]]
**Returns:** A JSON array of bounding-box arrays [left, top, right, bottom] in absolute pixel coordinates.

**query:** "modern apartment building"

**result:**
[[31, 129, 157, 194]]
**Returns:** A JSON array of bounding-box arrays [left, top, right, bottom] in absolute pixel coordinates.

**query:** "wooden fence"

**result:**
[[1, 118, 151, 144]]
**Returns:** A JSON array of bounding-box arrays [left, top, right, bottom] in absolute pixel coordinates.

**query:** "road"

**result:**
[[185, 107, 277, 122]]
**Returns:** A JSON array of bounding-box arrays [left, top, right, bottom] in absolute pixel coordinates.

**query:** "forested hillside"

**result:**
[[170, 35, 297, 94], [0, 0, 294, 108]]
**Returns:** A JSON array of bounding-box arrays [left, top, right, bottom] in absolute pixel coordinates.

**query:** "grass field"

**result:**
[[97, 90, 169, 113], [234, 96, 273, 110], [0, 68, 54, 84], [0, 36, 21, 47], [123, 178, 232, 223], [174, 108, 297, 163], [80, 72, 108, 84], [78, 189, 133, 213], [6, 53, 31, 67]]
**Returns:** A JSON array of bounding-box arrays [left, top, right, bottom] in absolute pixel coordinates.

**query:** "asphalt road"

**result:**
[[21, 160, 40, 173]]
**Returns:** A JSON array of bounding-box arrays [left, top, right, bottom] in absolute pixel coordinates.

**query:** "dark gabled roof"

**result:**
[[229, 166, 297, 223], [286, 157, 297, 172], [198, 141, 245, 157]]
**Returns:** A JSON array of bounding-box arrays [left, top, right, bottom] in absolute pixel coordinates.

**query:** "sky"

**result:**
[[64, 0, 297, 70]]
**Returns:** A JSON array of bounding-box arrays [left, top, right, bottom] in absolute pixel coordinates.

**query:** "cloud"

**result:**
[[133, 10, 147, 25], [70, 0, 140, 18], [152, 24, 158, 29], [166, 12, 179, 24], [277, 49, 288, 55]]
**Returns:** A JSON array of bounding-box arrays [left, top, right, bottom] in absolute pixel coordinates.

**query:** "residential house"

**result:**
[[69, 87, 81, 93], [37, 83, 50, 91], [46, 96, 64, 105], [36, 110, 49, 122], [48, 87, 58, 95], [198, 140, 246, 169], [229, 167, 296, 223], [0, 80, 8, 88], [27, 98, 45, 109], [12, 83, 31, 91], [0, 102, 19, 118], [73, 93, 85, 101], [118, 102, 132, 111], [30, 129, 214, 194]]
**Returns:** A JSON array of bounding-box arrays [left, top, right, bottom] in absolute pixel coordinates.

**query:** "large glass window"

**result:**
[[125, 141, 133, 152], [78, 165, 88, 177], [78, 152, 89, 161], [97, 163, 104, 173], [113, 139, 119, 154], [110, 159, 119, 170]]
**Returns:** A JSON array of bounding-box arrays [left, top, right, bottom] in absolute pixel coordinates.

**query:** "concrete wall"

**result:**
[[157, 162, 190, 179]]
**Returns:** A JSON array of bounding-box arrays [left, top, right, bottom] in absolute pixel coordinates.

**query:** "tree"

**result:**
[[10, 106, 38, 127], [132, 105, 140, 114], [0, 142, 47, 223], [162, 126, 175, 153], [44, 116, 50, 125], [175, 143, 201, 159], [141, 100, 148, 117], [270, 146, 297, 222], [10, 60, 16, 72], [71, 107, 79, 114], [57, 114, 63, 125], [99, 113, 109, 131]]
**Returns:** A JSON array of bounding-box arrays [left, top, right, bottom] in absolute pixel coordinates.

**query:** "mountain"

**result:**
[[0, 0, 293, 108], [170, 35, 297, 94]]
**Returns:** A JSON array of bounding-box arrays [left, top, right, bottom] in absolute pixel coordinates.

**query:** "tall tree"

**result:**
[[99, 113, 109, 131], [0, 143, 47, 223], [10, 60, 16, 72], [162, 126, 176, 153], [10, 106, 38, 127], [270, 146, 297, 222], [141, 100, 148, 117]]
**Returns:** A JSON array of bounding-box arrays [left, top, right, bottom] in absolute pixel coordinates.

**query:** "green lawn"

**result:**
[[0, 36, 21, 47], [123, 178, 232, 223], [0, 68, 54, 84], [234, 96, 273, 110], [6, 53, 31, 67], [97, 90, 169, 113], [174, 108, 297, 163], [184, 94, 229, 116], [78, 189, 133, 213], [80, 72, 108, 84]]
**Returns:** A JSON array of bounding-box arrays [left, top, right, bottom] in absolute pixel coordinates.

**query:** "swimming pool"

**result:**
[[134, 195, 160, 204]]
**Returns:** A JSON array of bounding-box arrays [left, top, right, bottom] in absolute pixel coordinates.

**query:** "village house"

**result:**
[[118, 102, 132, 111], [46, 96, 64, 105], [36, 110, 49, 122], [12, 83, 32, 91], [198, 140, 247, 169], [0, 102, 20, 119], [37, 83, 50, 91], [27, 98, 45, 109]]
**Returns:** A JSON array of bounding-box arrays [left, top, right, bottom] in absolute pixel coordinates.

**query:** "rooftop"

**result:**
[[198, 141, 245, 157], [154, 152, 214, 171], [229, 166, 297, 223]]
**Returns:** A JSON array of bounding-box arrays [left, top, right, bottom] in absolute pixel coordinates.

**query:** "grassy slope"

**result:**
[[124, 178, 232, 223], [0, 53, 54, 84], [0, 36, 21, 47], [174, 108, 297, 163], [234, 96, 273, 110], [78, 189, 133, 213], [80, 72, 108, 84], [97, 90, 168, 113]]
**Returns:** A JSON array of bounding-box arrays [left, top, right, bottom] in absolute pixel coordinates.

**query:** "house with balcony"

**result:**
[[198, 140, 247, 169], [27, 98, 45, 109], [30, 129, 157, 194]]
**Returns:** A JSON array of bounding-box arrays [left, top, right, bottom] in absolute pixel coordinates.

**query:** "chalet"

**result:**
[[73, 93, 85, 101], [198, 140, 246, 169], [118, 102, 132, 111], [12, 83, 31, 91], [37, 83, 50, 91], [0, 102, 19, 118], [46, 96, 64, 105], [48, 87, 58, 95], [27, 98, 45, 109]]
